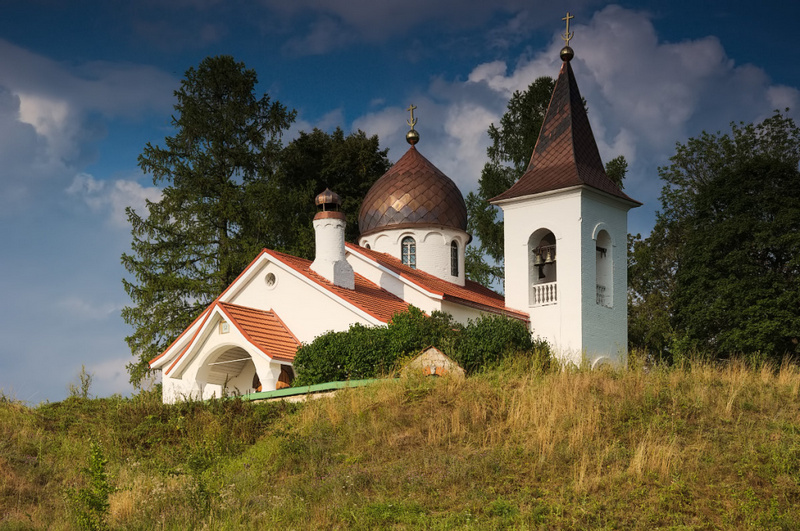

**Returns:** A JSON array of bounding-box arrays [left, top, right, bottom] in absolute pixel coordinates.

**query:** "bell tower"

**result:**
[[491, 14, 641, 366]]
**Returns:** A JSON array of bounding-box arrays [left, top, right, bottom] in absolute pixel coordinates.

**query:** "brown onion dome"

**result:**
[[315, 188, 341, 210], [358, 145, 467, 237]]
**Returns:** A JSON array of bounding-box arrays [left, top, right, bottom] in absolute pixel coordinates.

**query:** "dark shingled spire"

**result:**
[[490, 55, 640, 205]]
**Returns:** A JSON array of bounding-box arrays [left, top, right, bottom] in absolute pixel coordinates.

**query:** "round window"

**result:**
[[265, 272, 277, 288]]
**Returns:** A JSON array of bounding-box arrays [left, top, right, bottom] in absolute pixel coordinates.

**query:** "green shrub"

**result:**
[[293, 307, 549, 385], [66, 440, 114, 530], [291, 324, 391, 386], [454, 313, 546, 373], [293, 307, 463, 386]]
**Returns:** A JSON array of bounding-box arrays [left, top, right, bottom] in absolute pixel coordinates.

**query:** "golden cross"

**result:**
[[561, 12, 574, 46], [406, 104, 418, 129]]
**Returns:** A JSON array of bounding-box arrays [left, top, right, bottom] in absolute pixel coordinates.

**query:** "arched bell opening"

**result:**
[[528, 229, 558, 306], [595, 229, 613, 308]]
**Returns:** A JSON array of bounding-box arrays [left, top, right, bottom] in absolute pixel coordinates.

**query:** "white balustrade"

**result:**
[[531, 281, 557, 306], [596, 284, 609, 307]]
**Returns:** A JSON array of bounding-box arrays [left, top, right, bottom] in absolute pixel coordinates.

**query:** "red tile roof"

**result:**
[[218, 302, 300, 362], [161, 302, 301, 374], [264, 249, 410, 323], [491, 59, 640, 205], [347, 244, 529, 321]]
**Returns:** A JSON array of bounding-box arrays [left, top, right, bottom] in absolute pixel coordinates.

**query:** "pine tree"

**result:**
[[121, 56, 295, 385]]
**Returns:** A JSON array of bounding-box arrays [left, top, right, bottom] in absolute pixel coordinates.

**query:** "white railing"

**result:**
[[531, 282, 557, 306], [596, 284, 610, 307]]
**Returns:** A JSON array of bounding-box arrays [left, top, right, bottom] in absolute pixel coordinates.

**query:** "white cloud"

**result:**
[[67, 173, 162, 228], [351, 5, 800, 233], [352, 106, 408, 148], [0, 39, 176, 208], [766, 85, 800, 112]]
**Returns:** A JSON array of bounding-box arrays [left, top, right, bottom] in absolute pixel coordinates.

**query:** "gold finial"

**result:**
[[406, 104, 418, 129], [561, 12, 574, 46], [406, 104, 419, 146]]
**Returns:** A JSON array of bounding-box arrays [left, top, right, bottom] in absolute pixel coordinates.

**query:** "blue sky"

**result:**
[[1, 0, 798, 402]]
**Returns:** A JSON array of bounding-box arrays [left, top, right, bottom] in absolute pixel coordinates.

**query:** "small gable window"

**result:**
[[451, 241, 459, 276], [402, 236, 416, 269]]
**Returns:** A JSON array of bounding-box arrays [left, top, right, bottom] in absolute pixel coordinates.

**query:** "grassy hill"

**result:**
[[2, 356, 799, 529]]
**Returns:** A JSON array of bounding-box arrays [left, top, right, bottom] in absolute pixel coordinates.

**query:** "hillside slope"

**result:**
[[2, 357, 799, 529]]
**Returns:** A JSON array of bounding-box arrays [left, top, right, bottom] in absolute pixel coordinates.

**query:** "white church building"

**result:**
[[149, 39, 640, 403]]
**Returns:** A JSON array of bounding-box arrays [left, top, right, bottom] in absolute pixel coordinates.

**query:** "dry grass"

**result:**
[[2, 356, 800, 529]]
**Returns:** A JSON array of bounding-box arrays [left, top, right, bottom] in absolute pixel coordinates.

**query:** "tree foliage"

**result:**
[[248, 127, 390, 260], [629, 110, 800, 361], [122, 56, 389, 385], [122, 56, 295, 385]]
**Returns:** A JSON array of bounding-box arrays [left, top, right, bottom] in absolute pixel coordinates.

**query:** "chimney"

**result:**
[[310, 189, 355, 290]]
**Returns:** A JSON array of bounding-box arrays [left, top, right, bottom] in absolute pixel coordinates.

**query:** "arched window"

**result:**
[[401, 236, 416, 269], [528, 230, 557, 306], [596, 230, 612, 307], [451, 241, 459, 276]]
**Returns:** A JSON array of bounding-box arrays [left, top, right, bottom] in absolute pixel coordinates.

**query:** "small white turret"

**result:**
[[310, 189, 355, 290]]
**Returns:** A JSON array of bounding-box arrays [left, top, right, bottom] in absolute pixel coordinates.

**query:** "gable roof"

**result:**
[[347, 243, 529, 321], [218, 302, 299, 363], [161, 301, 300, 376], [491, 56, 640, 205]]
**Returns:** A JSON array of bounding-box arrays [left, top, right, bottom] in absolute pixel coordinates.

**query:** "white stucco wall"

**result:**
[[224, 257, 377, 344], [440, 300, 506, 325], [159, 253, 391, 403], [359, 226, 469, 286], [501, 189, 583, 363], [580, 190, 631, 365]]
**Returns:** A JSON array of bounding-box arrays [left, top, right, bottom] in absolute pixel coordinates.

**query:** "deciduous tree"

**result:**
[[246, 127, 390, 260], [465, 77, 554, 286], [629, 110, 800, 361]]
